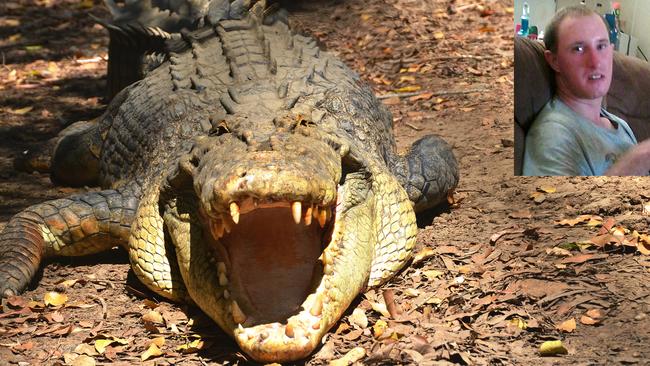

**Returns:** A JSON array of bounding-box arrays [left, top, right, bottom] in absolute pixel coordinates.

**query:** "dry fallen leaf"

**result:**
[[370, 301, 390, 318], [580, 315, 599, 325], [71, 355, 96, 366], [408, 92, 434, 102], [530, 191, 545, 203], [560, 253, 607, 264], [373, 319, 388, 338], [329, 347, 366, 366], [43, 291, 68, 307], [509, 209, 532, 219], [12, 341, 34, 352], [556, 215, 593, 226], [74, 343, 98, 356], [57, 279, 79, 289], [585, 308, 604, 320], [176, 338, 204, 354], [580, 309, 604, 325], [50, 311, 65, 323], [142, 299, 159, 309], [556, 318, 576, 333], [546, 247, 573, 257], [150, 337, 165, 347], [141, 343, 163, 361], [6, 295, 28, 308], [349, 308, 368, 329], [142, 310, 164, 324], [634, 232, 650, 255], [538, 185, 556, 193], [412, 248, 436, 265], [94, 337, 128, 354], [467, 67, 483, 76], [539, 340, 568, 356], [393, 85, 421, 93], [422, 270, 444, 280], [10, 106, 33, 115], [509, 317, 527, 330], [382, 96, 401, 105]]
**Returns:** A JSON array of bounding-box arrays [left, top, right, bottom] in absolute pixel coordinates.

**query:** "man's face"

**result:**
[[545, 14, 613, 101]]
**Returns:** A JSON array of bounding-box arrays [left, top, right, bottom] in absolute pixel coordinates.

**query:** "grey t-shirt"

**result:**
[[523, 98, 637, 176]]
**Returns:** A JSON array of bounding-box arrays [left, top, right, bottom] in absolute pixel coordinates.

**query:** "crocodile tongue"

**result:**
[[220, 204, 329, 324]]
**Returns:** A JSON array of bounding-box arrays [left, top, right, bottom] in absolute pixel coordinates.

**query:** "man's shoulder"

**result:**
[[526, 100, 576, 141], [530, 98, 576, 129]]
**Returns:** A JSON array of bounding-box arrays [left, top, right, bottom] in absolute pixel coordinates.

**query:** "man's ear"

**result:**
[[544, 50, 560, 73]]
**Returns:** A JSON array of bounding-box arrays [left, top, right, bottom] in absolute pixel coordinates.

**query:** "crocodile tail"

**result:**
[[100, 19, 175, 100], [98, 0, 211, 99]]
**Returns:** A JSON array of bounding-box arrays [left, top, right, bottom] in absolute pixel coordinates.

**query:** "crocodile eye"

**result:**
[[299, 119, 316, 127]]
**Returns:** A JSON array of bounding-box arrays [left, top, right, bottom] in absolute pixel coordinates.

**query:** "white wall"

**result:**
[[616, 0, 650, 60]]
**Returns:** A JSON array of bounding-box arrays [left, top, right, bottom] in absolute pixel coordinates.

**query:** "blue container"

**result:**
[[605, 13, 618, 49], [517, 2, 530, 37]]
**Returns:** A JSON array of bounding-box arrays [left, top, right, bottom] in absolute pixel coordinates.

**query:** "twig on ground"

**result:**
[[405, 122, 423, 131], [377, 88, 487, 100], [432, 55, 496, 61], [89, 294, 108, 319]]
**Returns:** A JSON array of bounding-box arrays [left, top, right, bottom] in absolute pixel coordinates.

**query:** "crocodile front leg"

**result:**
[[0, 189, 138, 297], [389, 135, 459, 212]]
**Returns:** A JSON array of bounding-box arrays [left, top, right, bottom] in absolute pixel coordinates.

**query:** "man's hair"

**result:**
[[544, 6, 610, 53]]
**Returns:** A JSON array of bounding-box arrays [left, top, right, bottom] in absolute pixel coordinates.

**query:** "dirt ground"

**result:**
[[1, 0, 650, 365]]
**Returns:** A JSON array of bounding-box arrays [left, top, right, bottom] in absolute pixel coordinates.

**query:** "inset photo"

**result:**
[[514, 0, 650, 176]]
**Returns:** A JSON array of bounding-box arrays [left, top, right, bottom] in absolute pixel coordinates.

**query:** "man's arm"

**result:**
[[605, 139, 650, 176]]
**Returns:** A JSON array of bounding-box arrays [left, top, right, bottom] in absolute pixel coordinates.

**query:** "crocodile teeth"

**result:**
[[285, 322, 295, 338], [218, 272, 228, 286], [223, 289, 230, 299], [210, 219, 224, 239], [231, 300, 247, 324], [319, 251, 332, 265], [223, 218, 232, 234], [310, 294, 323, 316], [230, 202, 240, 224], [318, 208, 327, 228], [292, 201, 302, 224], [285, 322, 305, 339], [304, 205, 313, 226], [217, 261, 226, 275]]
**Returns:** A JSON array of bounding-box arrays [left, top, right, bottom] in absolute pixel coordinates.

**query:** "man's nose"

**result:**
[[585, 47, 601, 68]]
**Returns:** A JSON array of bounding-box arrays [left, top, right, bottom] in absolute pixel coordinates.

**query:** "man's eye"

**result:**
[[573, 46, 584, 53]]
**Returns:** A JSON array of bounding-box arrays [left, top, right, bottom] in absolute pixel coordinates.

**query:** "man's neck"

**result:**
[[556, 89, 608, 128]]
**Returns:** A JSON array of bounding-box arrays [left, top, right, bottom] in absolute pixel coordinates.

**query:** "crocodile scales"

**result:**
[[0, 1, 459, 362]]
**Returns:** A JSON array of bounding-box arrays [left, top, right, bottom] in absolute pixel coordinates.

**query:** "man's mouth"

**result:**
[[588, 73, 604, 80]]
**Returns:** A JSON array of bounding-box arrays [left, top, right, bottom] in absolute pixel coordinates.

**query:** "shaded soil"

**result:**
[[2, 0, 650, 365]]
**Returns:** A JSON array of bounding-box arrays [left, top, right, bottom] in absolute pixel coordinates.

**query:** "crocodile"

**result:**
[[0, 1, 458, 362]]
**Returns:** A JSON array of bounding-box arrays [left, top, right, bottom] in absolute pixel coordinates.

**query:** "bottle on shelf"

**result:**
[[517, 2, 530, 37]]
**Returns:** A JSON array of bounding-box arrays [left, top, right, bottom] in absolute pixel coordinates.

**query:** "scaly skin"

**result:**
[[0, 1, 458, 362]]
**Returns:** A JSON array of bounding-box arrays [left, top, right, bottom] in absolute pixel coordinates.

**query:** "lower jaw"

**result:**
[[232, 282, 329, 362]]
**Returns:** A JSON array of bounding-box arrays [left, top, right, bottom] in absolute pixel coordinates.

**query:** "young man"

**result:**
[[522, 6, 650, 176]]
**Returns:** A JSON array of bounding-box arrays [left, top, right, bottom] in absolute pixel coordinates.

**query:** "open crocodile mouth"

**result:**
[[203, 198, 334, 326]]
